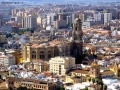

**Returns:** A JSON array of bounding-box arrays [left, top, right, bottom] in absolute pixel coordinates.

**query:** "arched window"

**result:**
[[32, 51, 36, 59], [40, 51, 45, 59], [74, 36, 77, 40], [76, 27, 77, 30], [48, 50, 51, 58], [40, 51, 44, 54], [54, 50, 56, 57], [48, 50, 51, 53]]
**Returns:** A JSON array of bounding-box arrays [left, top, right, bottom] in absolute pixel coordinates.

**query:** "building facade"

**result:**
[[22, 17, 83, 63], [49, 56, 75, 75], [0, 33, 6, 44], [0, 52, 15, 67], [22, 38, 71, 62], [22, 16, 37, 29], [71, 18, 83, 62], [6, 77, 58, 90], [103, 12, 112, 24]]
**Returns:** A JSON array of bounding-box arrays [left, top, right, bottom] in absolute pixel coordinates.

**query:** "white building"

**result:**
[[0, 52, 15, 67], [103, 13, 112, 24], [22, 16, 37, 29], [10, 16, 23, 22], [49, 56, 75, 75], [46, 13, 56, 25], [66, 82, 90, 90]]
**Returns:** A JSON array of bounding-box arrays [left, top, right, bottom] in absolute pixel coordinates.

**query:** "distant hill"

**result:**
[[1, 0, 120, 3], [26, 0, 120, 2]]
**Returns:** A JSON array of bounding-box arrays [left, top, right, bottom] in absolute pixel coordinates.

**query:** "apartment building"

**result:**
[[6, 77, 59, 90], [49, 56, 75, 75], [0, 52, 15, 67], [22, 16, 37, 29], [0, 33, 6, 44]]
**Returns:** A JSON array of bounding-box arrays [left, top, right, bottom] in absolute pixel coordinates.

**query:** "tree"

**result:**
[[99, 76, 102, 81], [6, 33, 12, 38], [100, 85, 103, 90], [60, 86, 65, 90], [100, 81, 104, 86], [9, 87, 13, 90], [95, 78, 99, 84], [103, 84, 107, 90], [92, 78, 95, 84], [84, 87, 88, 90], [88, 77, 91, 82]]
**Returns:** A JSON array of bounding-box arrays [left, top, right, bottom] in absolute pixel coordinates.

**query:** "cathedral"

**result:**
[[71, 17, 83, 63], [22, 17, 83, 63]]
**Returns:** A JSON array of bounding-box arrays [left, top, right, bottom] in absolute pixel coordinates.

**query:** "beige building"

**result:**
[[37, 16, 43, 24], [22, 17, 83, 63], [24, 60, 49, 72], [11, 9, 19, 15], [49, 56, 75, 75], [54, 20, 67, 29], [22, 38, 71, 62], [7, 77, 58, 90], [0, 33, 6, 44]]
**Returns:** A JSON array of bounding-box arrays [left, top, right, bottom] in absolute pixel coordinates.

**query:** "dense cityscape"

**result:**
[[0, 0, 120, 90]]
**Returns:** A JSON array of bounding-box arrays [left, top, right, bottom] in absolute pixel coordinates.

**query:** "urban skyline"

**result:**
[[0, 1, 120, 90]]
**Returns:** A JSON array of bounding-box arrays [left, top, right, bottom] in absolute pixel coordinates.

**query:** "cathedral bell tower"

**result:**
[[71, 17, 83, 63]]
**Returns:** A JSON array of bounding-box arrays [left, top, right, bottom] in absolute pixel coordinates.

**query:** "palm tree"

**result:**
[[100, 85, 103, 90], [92, 78, 95, 84], [84, 87, 88, 90], [95, 78, 99, 84], [103, 84, 107, 90], [9, 87, 13, 90], [88, 77, 91, 82], [100, 81, 104, 87], [60, 86, 65, 90]]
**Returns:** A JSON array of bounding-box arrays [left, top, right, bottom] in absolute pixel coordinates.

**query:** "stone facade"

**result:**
[[6, 77, 58, 90], [22, 17, 83, 63], [71, 18, 83, 62], [22, 38, 71, 62]]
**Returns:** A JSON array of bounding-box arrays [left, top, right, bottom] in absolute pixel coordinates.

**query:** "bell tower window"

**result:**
[[76, 27, 77, 30]]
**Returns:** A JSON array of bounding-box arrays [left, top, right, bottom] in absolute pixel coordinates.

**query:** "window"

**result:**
[[32, 51, 36, 59], [40, 51, 45, 59], [76, 27, 77, 30], [48, 50, 51, 58]]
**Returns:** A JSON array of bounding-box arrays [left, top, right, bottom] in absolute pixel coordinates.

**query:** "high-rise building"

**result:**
[[71, 13, 78, 23], [117, 12, 120, 20], [93, 12, 104, 21], [46, 14, 56, 25], [49, 56, 75, 75], [54, 20, 67, 29], [11, 9, 19, 15], [22, 16, 37, 29], [37, 16, 43, 24], [53, 13, 67, 29], [103, 12, 112, 24], [0, 19, 2, 27], [0, 33, 6, 44]]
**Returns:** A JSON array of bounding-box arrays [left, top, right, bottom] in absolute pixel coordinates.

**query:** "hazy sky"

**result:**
[[1, 0, 120, 2]]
